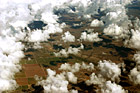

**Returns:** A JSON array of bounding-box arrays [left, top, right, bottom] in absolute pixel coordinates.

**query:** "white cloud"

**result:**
[[37, 69, 69, 93], [129, 67, 140, 85], [47, 69, 56, 76], [37, 62, 95, 92], [59, 63, 71, 71], [70, 90, 78, 93], [59, 63, 81, 73], [80, 32, 102, 42], [103, 24, 129, 39], [125, 30, 140, 50], [133, 17, 140, 31], [0, 36, 24, 55], [66, 72, 77, 84], [86, 60, 121, 86], [59, 62, 94, 73], [100, 81, 127, 93], [90, 19, 104, 27], [37, 69, 78, 93], [98, 60, 121, 82], [81, 62, 94, 71], [0, 36, 24, 92], [62, 31, 75, 42], [37, 60, 124, 92], [134, 52, 140, 64], [0, 79, 18, 93], [129, 52, 140, 85], [54, 44, 84, 57], [86, 73, 105, 85], [28, 29, 46, 42], [100, 1, 132, 39]]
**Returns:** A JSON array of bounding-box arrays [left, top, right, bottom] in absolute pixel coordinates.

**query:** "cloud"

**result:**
[[129, 52, 140, 85], [66, 72, 77, 84], [0, 79, 18, 93], [37, 61, 123, 92], [81, 62, 94, 71], [80, 31, 102, 42], [86, 60, 121, 86], [125, 30, 140, 50], [134, 52, 140, 64], [62, 31, 76, 42], [28, 29, 46, 42], [100, 81, 127, 93], [103, 24, 129, 39], [100, 1, 132, 39], [0, 36, 24, 92], [54, 44, 84, 57], [59, 63, 71, 71], [133, 17, 140, 31], [37, 62, 95, 92], [38, 69, 69, 93], [129, 67, 140, 85], [37, 69, 78, 93], [59, 62, 94, 73], [0, 36, 24, 55], [98, 60, 121, 82], [90, 19, 104, 27], [86, 73, 105, 85]]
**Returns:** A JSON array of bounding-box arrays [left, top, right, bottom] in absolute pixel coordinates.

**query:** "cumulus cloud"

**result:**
[[37, 69, 69, 93], [37, 69, 78, 93], [86, 73, 105, 85], [98, 60, 121, 82], [103, 24, 129, 39], [54, 0, 132, 20], [59, 63, 81, 73], [90, 19, 104, 27], [100, 81, 127, 93], [38, 61, 123, 92], [100, 1, 132, 39], [133, 17, 140, 30], [124, 18, 140, 85], [37, 62, 95, 92], [73, 22, 83, 27], [0, 36, 24, 92], [62, 31, 76, 42], [59, 63, 71, 71], [0, 1, 29, 90], [59, 62, 94, 73], [129, 67, 140, 85], [129, 52, 140, 85], [0, 36, 24, 56], [54, 44, 84, 57], [102, 5, 130, 25], [80, 31, 102, 42], [28, 29, 47, 42], [66, 72, 77, 84], [134, 52, 140, 64], [81, 62, 94, 71], [85, 60, 121, 87], [0, 79, 18, 93], [125, 30, 140, 50]]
